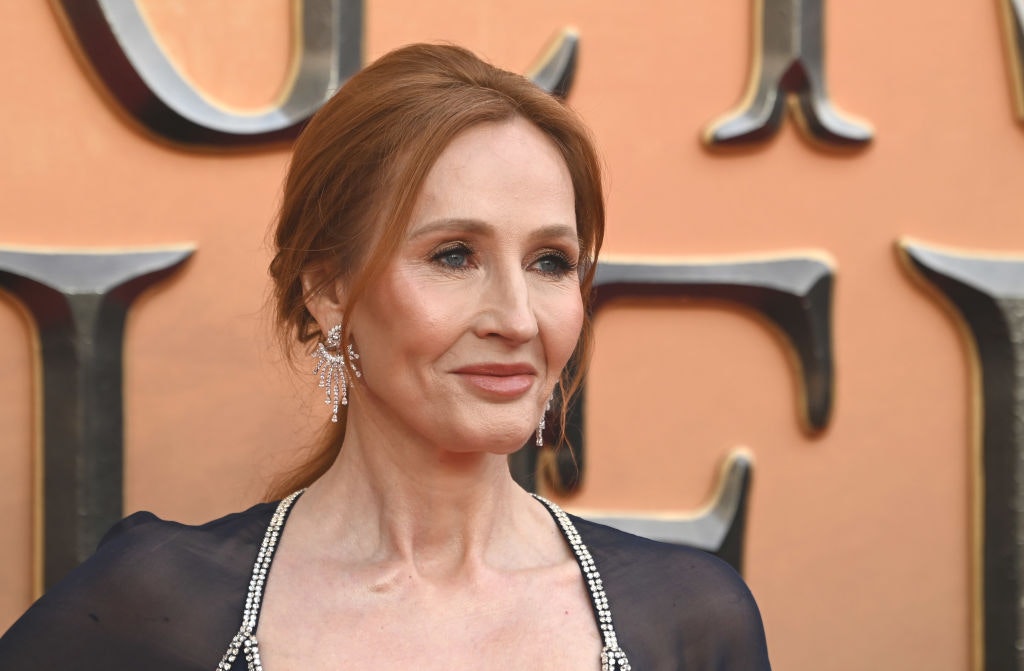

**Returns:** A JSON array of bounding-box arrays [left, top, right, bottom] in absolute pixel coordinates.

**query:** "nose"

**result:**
[[473, 263, 539, 343]]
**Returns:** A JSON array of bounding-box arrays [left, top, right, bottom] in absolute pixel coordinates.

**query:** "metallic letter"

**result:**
[[703, 0, 873, 147], [512, 445, 755, 571], [589, 450, 754, 572], [1001, 0, 1024, 121], [0, 246, 194, 589], [519, 254, 834, 490], [900, 239, 1024, 670], [511, 254, 835, 571], [527, 28, 579, 99], [53, 0, 363, 146], [53, 1, 579, 147]]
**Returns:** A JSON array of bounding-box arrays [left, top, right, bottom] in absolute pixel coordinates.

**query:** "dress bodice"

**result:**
[[0, 494, 772, 670], [216, 491, 632, 671]]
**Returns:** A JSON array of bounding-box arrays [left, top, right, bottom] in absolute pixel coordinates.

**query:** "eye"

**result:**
[[431, 242, 474, 270], [531, 250, 578, 278]]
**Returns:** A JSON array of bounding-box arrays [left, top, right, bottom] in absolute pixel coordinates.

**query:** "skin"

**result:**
[[257, 117, 602, 669]]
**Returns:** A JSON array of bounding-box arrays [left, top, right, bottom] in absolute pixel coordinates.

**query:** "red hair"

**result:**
[[267, 43, 604, 499]]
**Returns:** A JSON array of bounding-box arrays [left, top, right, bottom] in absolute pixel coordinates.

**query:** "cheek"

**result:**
[[541, 289, 585, 369], [359, 272, 467, 362]]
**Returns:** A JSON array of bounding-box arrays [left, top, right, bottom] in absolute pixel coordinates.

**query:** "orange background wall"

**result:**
[[2, 1, 1021, 669]]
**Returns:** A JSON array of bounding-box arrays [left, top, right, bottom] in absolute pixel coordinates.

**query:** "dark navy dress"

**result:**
[[0, 498, 771, 670]]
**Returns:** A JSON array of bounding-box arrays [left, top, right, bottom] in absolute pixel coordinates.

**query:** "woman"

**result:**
[[0, 44, 771, 670]]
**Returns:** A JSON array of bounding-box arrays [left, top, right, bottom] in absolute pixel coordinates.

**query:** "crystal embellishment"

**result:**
[[532, 494, 633, 671], [312, 324, 362, 423], [216, 490, 632, 670], [216, 489, 303, 671]]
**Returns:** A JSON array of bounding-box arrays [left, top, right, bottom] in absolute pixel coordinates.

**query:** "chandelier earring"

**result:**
[[312, 323, 362, 423], [536, 393, 553, 447]]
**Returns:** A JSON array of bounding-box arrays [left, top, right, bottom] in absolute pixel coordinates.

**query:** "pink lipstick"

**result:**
[[452, 363, 537, 398]]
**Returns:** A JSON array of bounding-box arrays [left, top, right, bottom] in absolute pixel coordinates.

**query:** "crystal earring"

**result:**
[[312, 323, 362, 423], [536, 394, 553, 447]]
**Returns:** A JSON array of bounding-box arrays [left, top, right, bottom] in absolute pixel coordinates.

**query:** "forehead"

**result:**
[[408, 117, 575, 232]]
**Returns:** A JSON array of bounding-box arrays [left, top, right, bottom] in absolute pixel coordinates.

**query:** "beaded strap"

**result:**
[[216, 490, 631, 671], [531, 494, 633, 671], [216, 490, 304, 671]]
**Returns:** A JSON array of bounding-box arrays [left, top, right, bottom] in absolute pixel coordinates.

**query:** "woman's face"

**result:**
[[350, 116, 583, 455]]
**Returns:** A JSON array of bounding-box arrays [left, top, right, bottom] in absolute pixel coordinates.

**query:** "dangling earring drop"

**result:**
[[312, 323, 362, 423], [536, 394, 552, 447]]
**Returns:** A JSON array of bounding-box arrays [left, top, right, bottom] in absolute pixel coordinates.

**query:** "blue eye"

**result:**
[[533, 252, 577, 277], [432, 243, 473, 269]]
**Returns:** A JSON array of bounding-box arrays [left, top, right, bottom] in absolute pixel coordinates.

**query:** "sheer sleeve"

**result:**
[[573, 515, 772, 670], [0, 503, 274, 671], [2, 502, 771, 670]]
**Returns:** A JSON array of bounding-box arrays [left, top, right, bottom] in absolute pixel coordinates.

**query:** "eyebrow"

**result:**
[[407, 218, 490, 240], [408, 218, 580, 247]]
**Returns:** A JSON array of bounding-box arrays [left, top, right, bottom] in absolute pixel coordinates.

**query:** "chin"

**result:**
[[449, 423, 534, 455]]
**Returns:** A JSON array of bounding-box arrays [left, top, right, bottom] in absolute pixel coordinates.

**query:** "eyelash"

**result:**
[[532, 250, 578, 278], [429, 242, 579, 278], [431, 242, 475, 271]]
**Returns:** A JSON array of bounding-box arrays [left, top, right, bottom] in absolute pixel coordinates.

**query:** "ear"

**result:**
[[301, 265, 347, 336]]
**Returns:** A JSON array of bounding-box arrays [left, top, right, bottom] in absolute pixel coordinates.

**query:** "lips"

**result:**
[[452, 363, 537, 398]]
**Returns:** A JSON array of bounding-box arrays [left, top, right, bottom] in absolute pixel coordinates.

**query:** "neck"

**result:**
[[297, 410, 547, 579]]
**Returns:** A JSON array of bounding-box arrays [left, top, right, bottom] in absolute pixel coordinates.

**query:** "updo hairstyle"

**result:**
[[267, 43, 604, 498]]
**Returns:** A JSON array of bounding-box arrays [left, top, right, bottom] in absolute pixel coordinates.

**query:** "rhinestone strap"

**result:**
[[532, 494, 633, 671], [216, 490, 631, 671], [216, 490, 304, 671]]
